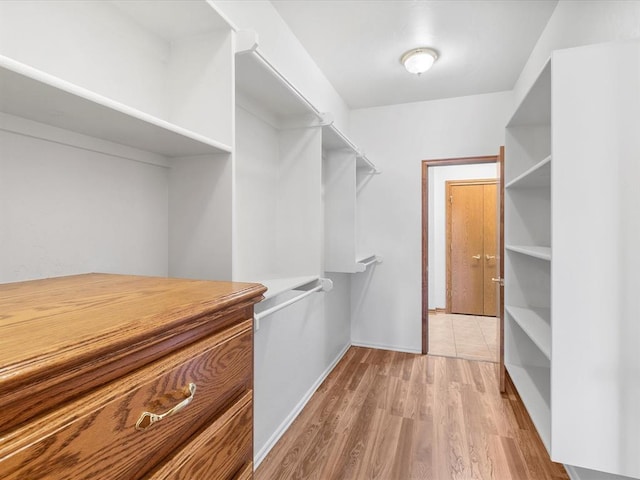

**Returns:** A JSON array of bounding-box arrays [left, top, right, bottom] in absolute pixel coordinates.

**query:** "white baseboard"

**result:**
[[351, 340, 421, 354], [253, 342, 351, 469]]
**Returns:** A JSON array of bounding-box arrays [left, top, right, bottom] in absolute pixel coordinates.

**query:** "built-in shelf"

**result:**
[[507, 59, 551, 127], [506, 364, 551, 451], [506, 245, 551, 261], [322, 123, 379, 173], [0, 56, 232, 157], [253, 275, 320, 300], [506, 156, 551, 189], [236, 50, 322, 125], [505, 306, 551, 359]]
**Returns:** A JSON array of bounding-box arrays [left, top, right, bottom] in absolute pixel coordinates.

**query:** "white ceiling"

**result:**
[[271, 0, 558, 109]]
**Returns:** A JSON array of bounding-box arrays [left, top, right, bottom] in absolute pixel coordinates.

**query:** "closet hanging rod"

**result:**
[[356, 255, 383, 272], [254, 278, 333, 330], [253, 50, 325, 122], [357, 154, 380, 174], [327, 124, 380, 174]]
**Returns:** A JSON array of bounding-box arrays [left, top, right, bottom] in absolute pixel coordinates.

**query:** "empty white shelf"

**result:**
[[507, 59, 551, 127], [506, 245, 551, 261], [505, 306, 551, 359], [322, 123, 379, 173], [254, 275, 320, 300], [0, 56, 232, 157], [506, 156, 551, 189], [506, 363, 551, 451], [236, 51, 322, 122]]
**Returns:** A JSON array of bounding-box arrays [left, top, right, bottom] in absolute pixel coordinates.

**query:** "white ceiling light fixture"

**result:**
[[401, 47, 438, 75]]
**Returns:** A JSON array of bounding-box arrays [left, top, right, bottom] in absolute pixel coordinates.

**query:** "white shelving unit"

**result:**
[[0, 57, 231, 157], [504, 305, 551, 359], [505, 41, 640, 479], [505, 155, 551, 189], [505, 245, 551, 261], [323, 124, 380, 273], [234, 49, 323, 287], [0, 0, 236, 283], [504, 57, 552, 453]]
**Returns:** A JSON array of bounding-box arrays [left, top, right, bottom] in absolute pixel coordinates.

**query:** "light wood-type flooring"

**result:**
[[256, 347, 568, 480], [429, 313, 499, 363]]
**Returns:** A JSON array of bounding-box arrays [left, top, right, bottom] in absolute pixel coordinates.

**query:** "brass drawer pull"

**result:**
[[136, 383, 197, 431]]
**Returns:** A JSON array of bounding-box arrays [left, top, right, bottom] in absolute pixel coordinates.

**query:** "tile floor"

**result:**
[[428, 312, 498, 362]]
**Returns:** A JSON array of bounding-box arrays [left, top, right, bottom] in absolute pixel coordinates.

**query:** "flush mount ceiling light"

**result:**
[[401, 47, 438, 75]]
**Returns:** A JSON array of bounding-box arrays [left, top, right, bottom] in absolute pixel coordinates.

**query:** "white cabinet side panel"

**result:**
[[0, 131, 168, 283], [168, 154, 233, 281], [324, 151, 356, 272], [168, 29, 233, 146], [234, 107, 280, 280], [276, 128, 323, 277], [551, 42, 640, 477]]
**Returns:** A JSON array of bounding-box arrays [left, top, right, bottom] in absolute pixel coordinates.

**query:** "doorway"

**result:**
[[421, 151, 505, 390]]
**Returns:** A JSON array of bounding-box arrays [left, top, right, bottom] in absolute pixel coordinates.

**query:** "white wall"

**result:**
[[514, 0, 640, 106], [253, 273, 351, 465], [350, 91, 512, 352], [429, 163, 497, 309], [0, 125, 168, 283], [214, 0, 350, 133]]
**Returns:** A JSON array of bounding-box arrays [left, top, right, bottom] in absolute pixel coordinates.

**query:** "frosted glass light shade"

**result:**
[[401, 48, 438, 75]]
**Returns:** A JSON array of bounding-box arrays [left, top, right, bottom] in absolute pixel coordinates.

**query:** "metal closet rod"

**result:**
[[253, 278, 333, 331], [356, 255, 383, 272], [252, 50, 380, 174], [254, 284, 322, 322], [327, 124, 380, 174]]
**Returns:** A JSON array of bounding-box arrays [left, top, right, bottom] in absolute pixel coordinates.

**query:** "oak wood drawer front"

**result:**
[[148, 390, 253, 480], [0, 319, 253, 480]]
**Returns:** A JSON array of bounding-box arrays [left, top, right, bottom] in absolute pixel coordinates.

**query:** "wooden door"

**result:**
[[447, 179, 497, 316]]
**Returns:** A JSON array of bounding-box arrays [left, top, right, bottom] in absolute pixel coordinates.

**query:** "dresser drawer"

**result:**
[[148, 390, 253, 480], [0, 319, 253, 480]]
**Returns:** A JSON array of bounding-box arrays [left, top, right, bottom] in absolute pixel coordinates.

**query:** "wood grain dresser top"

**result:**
[[0, 273, 266, 390]]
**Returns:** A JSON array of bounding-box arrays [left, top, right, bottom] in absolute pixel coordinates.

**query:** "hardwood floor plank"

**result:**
[[255, 347, 568, 480]]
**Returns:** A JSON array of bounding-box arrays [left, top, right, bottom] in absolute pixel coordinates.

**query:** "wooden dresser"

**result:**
[[0, 273, 265, 479]]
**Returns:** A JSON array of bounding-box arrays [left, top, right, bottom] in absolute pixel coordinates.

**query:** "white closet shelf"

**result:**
[[506, 156, 551, 189], [253, 275, 321, 300], [507, 59, 551, 127], [505, 306, 551, 359], [506, 245, 551, 261], [0, 56, 232, 157], [506, 363, 551, 451], [236, 50, 323, 122], [322, 123, 380, 173]]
